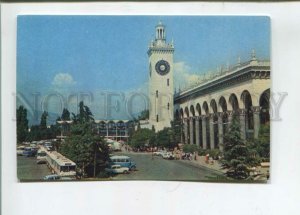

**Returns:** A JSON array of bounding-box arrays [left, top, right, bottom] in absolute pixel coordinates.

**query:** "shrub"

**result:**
[[183, 144, 199, 153]]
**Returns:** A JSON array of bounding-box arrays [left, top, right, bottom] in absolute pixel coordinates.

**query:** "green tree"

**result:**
[[60, 101, 109, 177], [248, 122, 270, 161], [40, 111, 48, 130], [222, 115, 258, 179], [17, 106, 29, 143], [60, 123, 109, 177], [183, 144, 200, 153], [61, 108, 71, 120], [138, 109, 149, 120], [257, 123, 270, 159], [156, 128, 176, 149], [130, 128, 155, 149], [27, 125, 41, 141], [171, 119, 182, 144], [78, 101, 94, 123]]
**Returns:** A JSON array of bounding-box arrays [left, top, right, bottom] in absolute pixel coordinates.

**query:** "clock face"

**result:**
[[155, 60, 170, 75]]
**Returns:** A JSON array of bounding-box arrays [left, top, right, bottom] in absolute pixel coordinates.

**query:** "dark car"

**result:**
[[22, 147, 37, 157]]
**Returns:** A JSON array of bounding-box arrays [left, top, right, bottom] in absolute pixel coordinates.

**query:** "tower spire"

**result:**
[[155, 21, 166, 42], [251, 49, 257, 61]]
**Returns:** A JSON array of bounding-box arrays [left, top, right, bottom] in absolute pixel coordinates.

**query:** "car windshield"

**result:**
[[38, 152, 46, 156]]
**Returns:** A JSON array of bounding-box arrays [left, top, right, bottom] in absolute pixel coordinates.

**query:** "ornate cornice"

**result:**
[[147, 46, 174, 56], [174, 61, 270, 104]]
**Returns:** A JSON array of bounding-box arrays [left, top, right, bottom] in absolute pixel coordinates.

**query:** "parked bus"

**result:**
[[109, 155, 136, 171], [45, 151, 76, 177]]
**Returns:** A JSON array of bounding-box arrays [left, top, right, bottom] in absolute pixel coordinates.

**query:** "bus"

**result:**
[[45, 151, 76, 177], [109, 155, 136, 171]]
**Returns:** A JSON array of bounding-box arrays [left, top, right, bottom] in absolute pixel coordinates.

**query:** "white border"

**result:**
[[2, 2, 300, 215]]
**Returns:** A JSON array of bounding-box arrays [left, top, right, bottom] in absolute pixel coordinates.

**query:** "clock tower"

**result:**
[[148, 21, 174, 131]]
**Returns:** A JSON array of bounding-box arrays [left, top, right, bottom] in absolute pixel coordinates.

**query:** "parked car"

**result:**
[[153, 150, 166, 156], [59, 177, 74, 181], [22, 147, 37, 157], [108, 155, 136, 171], [43, 174, 61, 180], [44, 143, 53, 151], [17, 146, 25, 156], [105, 165, 130, 174], [36, 150, 47, 164], [162, 152, 175, 160]]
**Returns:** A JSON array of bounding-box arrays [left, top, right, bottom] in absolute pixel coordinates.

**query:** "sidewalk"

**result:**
[[179, 156, 226, 174], [180, 156, 270, 181]]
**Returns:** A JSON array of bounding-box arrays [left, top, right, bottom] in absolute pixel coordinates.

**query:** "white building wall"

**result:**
[[148, 51, 174, 131]]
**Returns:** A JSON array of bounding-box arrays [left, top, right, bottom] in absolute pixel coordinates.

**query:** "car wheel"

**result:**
[[130, 166, 136, 171], [124, 170, 129, 174]]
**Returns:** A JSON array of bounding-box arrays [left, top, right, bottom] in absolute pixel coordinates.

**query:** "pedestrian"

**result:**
[[205, 154, 209, 164]]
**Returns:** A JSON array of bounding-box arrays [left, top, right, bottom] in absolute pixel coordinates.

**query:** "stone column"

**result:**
[[201, 115, 207, 149], [239, 109, 246, 140], [180, 119, 184, 144], [189, 117, 194, 145], [218, 112, 224, 151], [227, 110, 233, 125], [183, 118, 188, 144], [252, 106, 261, 139], [209, 114, 215, 149], [195, 116, 200, 147]]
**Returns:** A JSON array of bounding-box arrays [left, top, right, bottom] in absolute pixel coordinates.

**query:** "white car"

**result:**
[[17, 146, 25, 156], [162, 152, 175, 160], [36, 150, 47, 164], [105, 165, 130, 174], [153, 150, 166, 156], [43, 174, 60, 180]]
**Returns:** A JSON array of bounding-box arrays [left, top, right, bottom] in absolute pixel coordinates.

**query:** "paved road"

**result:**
[[112, 153, 221, 181], [17, 152, 222, 182], [17, 156, 51, 181]]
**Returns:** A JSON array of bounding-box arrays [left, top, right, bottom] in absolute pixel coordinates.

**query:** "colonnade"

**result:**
[[180, 106, 264, 150]]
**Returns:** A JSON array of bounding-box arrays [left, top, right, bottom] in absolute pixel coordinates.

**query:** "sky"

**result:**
[[17, 16, 270, 124]]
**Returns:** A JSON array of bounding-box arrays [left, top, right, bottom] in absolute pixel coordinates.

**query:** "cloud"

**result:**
[[51, 73, 76, 87], [174, 61, 201, 89]]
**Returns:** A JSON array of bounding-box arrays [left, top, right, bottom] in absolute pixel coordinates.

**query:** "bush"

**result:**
[[206, 149, 221, 159], [198, 148, 207, 156], [183, 144, 199, 153]]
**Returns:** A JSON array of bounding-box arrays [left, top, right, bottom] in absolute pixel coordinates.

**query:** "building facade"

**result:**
[[57, 120, 131, 141], [174, 55, 270, 150], [146, 22, 270, 149], [148, 21, 174, 131], [95, 120, 130, 141]]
